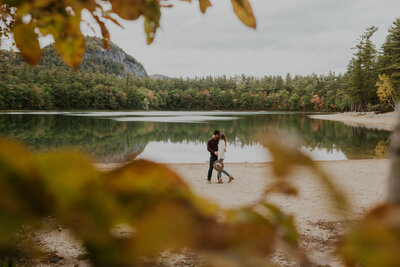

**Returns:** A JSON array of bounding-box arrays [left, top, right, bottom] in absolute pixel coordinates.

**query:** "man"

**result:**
[[207, 130, 220, 183]]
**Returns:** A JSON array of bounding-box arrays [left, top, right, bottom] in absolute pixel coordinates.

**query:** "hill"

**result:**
[[1, 36, 147, 77]]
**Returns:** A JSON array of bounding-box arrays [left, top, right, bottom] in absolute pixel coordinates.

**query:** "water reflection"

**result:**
[[0, 112, 391, 163]]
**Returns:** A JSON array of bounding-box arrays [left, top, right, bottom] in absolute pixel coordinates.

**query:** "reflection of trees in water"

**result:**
[[0, 113, 391, 162], [0, 115, 148, 163]]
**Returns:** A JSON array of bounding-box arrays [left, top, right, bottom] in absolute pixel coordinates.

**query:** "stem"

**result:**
[[389, 106, 400, 204]]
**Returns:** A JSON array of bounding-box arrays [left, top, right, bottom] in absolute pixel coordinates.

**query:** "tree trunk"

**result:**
[[389, 106, 400, 204]]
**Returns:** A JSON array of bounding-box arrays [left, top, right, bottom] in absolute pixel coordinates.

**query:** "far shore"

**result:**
[[309, 112, 397, 131]]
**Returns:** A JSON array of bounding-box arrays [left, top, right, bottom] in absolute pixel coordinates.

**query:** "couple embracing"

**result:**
[[207, 130, 235, 184]]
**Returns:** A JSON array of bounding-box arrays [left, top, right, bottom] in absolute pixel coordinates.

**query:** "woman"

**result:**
[[217, 133, 235, 183]]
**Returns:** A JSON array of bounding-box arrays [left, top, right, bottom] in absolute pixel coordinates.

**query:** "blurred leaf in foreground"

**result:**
[[0, 138, 285, 266], [339, 204, 400, 267], [0, 134, 355, 266], [262, 135, 348, 213]]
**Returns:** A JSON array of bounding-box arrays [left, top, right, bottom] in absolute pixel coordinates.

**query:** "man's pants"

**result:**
[[207, 154, 218, 181]]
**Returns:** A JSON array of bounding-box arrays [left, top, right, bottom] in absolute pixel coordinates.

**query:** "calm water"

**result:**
[[0, 111, 391, 163]]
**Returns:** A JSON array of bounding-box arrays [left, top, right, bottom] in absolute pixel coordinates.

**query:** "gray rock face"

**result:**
[[96, 48, 147, 77], [85, 43, 148, 78]]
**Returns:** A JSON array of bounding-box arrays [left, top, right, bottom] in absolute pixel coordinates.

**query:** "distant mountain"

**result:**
[[149, 74, 171, 80], [81, 36, 147, 77], [1, 36, 148, 77]]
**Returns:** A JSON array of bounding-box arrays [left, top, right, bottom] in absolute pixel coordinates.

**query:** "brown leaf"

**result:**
[[93, 14, 111, 49], [13, 22, 42, 65], [110, 0, 161, 44], [231, 0, 256, 28], [110, 0, 159, 20], [199, 0, 211, 13]]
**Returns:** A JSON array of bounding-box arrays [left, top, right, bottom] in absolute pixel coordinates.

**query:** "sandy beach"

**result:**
[[169, 160, 389, 221], [309, 112, 397, 131], [36, 159, 390, 267]]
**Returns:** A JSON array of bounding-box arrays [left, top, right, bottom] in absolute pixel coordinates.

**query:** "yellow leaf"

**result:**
[[13, 22, 42, 65], [231, 0, 256, 28], [199, 0, 211, 13], [52, 11, 85, 70], [144, 16, 159, 44]]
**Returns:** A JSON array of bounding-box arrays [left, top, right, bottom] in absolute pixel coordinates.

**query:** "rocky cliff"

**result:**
[[84, 37, 147, 77], [36, 36, 148, 77]]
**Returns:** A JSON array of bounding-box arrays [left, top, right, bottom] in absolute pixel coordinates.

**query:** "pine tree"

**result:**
[[347, 26, 379, 111], [378, 18, 400, 94]]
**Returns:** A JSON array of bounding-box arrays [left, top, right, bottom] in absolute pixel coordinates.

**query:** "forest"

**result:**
[[0, 18, 399, 112]]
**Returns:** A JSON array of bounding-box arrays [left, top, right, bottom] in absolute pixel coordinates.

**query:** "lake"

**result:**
[[0, 111, 391, 163]]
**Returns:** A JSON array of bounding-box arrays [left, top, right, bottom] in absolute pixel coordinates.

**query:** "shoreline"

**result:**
[[309, 112, 397, 131]]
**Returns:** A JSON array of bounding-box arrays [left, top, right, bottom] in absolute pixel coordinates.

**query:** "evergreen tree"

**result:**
[[378, 18, 400, 94], [347, 26, 379, 111]]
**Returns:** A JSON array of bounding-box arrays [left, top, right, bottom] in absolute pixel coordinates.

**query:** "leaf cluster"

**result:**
[[0, 0, 256, 70], [0, 137, 300, 266]]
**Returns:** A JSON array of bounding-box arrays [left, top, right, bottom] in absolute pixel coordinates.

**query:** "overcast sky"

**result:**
[[2, 0, 400, 77]]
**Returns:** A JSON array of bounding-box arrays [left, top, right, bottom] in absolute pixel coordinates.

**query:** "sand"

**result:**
[[169, 160, 390, 222], [309, 112, 397, 131], [169, 160, 390, 266], [34, 159, 390, 267]]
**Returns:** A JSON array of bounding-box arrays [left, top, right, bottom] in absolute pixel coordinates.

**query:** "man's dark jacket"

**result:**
[[207, 138, 218, 156]]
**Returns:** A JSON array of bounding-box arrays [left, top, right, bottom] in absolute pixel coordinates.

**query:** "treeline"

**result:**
[[0, 18, 399, 112], [0, 61, 349, 111]]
